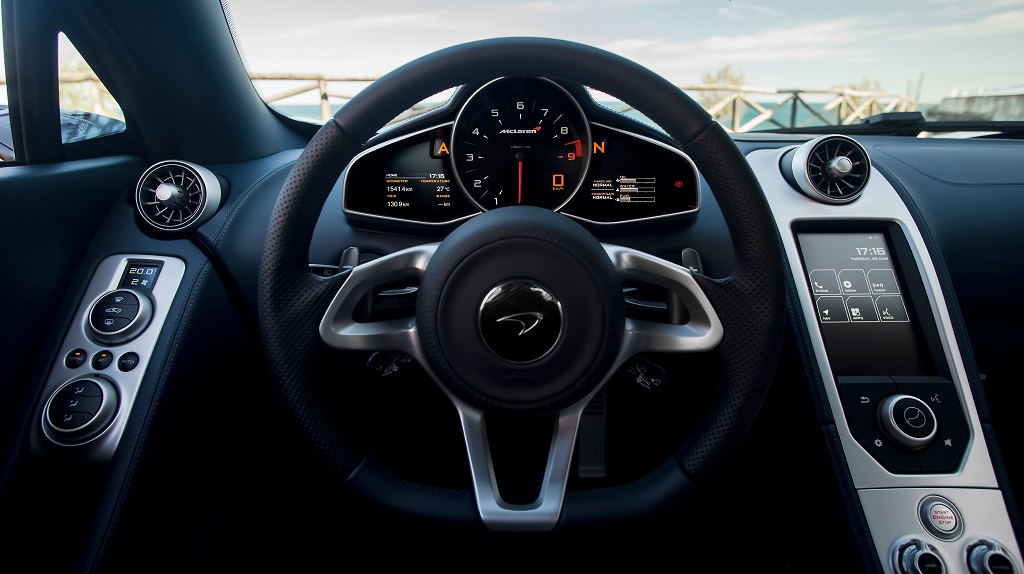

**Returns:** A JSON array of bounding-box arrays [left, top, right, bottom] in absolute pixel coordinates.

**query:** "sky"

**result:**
[[227, 0, 1024, 105]]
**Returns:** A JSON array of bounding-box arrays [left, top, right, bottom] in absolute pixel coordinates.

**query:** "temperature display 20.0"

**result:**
[[119, 262, 162, 291]]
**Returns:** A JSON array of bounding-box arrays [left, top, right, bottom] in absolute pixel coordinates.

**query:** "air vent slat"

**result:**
[[135, 160, 222, 233]]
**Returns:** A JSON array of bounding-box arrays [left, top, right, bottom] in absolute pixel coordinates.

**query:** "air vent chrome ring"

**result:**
[[782, 134, 870, 204], [135, 160, 222, 232]]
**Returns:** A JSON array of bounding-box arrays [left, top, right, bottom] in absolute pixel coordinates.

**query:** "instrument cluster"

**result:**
[[342, 77, 701, 230]]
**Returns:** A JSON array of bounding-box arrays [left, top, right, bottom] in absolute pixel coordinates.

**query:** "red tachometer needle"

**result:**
[[518, 161, 523, 204]]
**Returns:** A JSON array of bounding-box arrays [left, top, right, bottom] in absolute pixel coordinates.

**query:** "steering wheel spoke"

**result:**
[[453, 397, 585, 532], [604, 244, 724, 360], [319, 243, 437, 356]]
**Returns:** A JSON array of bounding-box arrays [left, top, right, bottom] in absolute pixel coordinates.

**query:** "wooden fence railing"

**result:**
[[4, 74, 918, 132], [248, 74, 918, 131]]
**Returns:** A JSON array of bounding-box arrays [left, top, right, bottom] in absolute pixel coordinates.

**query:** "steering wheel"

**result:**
[[258, 37, 784, 532]]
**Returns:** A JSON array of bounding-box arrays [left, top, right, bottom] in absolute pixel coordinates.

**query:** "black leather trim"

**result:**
[[80, 257, 215, 573], [678, 121, 786, 481], [873, 156, 1023, 548], [871, 158, 992, 422], [195, 150, 303, 317], [257, 120, 367, 477]]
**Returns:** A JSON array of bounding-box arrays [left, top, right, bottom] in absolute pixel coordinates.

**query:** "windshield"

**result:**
[[227, 0, 1024, 133]]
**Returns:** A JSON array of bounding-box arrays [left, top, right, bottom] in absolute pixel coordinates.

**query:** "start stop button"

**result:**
[[919, 495, 964, 541]]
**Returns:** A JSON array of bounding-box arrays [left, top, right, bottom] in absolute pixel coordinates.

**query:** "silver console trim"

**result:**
[[748, 146, 995, 490], [863, 488, 1021, 574], [749, 144, 1016, 573], [30, 254, 186, 461]]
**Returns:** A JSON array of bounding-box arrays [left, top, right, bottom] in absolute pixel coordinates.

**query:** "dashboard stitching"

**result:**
[[212, 160, 299, 247]]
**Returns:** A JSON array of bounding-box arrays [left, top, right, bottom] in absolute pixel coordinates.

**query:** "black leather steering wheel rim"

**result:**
[[258, 37, 785, 530]]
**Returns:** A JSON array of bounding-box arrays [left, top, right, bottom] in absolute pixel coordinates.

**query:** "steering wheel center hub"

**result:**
[[479, 281, 563, 363], [416, 206, 624, 414]]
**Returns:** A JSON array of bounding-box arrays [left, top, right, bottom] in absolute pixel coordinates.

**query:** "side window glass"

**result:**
[[0, 1, 14, 161], [57, 32, 125, 143]]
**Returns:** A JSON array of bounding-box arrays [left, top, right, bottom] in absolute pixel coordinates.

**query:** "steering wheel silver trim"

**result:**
[[318, 240, 722, 530]]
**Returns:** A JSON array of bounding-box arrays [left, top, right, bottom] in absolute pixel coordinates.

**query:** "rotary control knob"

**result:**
[[968, 540, 1017, 574], [88, 289, 153, 345], [43, 377, 119, 444], [879, 394, 937, 449], [895, 539, 946, 574]]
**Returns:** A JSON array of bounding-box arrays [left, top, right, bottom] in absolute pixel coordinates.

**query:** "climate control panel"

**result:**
[[31, 255, 185, 457]]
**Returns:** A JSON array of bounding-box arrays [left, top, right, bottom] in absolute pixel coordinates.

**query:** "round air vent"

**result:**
[[781, 135, 870, 204], [135, 160, 222, 232]]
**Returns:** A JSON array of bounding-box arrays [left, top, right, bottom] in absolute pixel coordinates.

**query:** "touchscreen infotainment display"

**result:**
[[796, 232, 938, 376]]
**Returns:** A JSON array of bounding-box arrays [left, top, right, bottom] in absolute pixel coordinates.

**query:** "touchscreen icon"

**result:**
[[846, 296, 877, 322], [809, 270, 840, 295]]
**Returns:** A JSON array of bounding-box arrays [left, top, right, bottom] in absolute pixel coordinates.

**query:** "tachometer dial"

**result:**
[[452, 77, 591, 211]]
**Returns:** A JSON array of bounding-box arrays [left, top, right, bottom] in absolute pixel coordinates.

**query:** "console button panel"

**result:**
[[838, 376, 968, 474], [31, 255, 185, 455]]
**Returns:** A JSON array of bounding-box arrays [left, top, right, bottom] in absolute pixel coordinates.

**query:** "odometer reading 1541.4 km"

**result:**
[[451, 77, 591, 211]]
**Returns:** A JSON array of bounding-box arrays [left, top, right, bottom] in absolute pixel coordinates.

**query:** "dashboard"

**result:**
[[341, 77, 700, 231], [4, 17, 1024, 571]]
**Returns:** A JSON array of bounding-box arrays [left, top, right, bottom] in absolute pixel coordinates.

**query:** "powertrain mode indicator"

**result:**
[[614, 177, 657, 202], [559, 123, 700, 224]]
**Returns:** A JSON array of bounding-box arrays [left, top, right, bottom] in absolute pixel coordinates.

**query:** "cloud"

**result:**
[[717, 1, 785, 21], [274, 12, 470, 39], [910, 8, 1024, 39], [601, 17, 869, 81]]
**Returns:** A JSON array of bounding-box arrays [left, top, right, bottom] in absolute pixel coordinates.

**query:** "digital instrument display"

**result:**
[[560, 124, 700, 223], [119, 261, 162, 291], [341, 80, 703, 229], [797, 232, 938, 376], [343, 125, 479, 225]]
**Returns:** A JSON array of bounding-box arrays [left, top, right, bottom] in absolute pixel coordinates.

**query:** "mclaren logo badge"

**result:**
[[495, 312, 544, 336]]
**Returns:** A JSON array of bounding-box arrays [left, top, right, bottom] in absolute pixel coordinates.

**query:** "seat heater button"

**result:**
[[50, 410, 95, 430], [57, 380, 102, 398], [55, 394, 102, 415]]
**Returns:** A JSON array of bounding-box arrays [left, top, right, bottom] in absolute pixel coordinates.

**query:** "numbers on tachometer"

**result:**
[[451, 77, 592, 212]]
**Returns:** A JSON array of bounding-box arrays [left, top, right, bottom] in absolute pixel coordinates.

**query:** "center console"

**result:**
[[748, 136, 1021, 574]]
